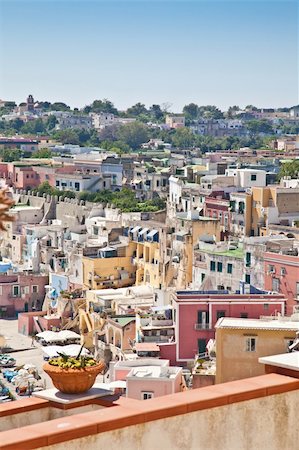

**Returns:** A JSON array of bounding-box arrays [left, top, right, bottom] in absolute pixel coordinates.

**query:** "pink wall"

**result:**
[[264, 253, 299, 315], [18, 311, 45, 336], [158, 343, 177, 366], [176, 296, 286, 361], [114, 368, 131, 381], [126, 378, 177, 400], [0, 274, 48, 317]]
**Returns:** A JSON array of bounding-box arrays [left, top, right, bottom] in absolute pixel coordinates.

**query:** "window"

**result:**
[[75, 182, 80, 191], [12, 285, 20, 297], [23, 286, 30, 295], [268, 264, 275, 274], [285, 339, 294, 351], [240, 312, 248, 318], [280, 267, 286, 276], [251, 174, 257, 181], [56, 181, 60, 187], [272, 277, 280, 292], [0, 286, 2, 295], [263, 303, 269, 310], [296, 282, 299, 299], [227, 263, 233, 274], [210, 261, 216, 271], [216, 311, 226, 320], [201, 273, 205, 282], [245, 252, 251, 267], [197, 311, 209, 326], [198, 338, 207, 354], [217, 262, 223, 272], [32, 285, 38, 294], [142, 392, 154, 400], [245, 337, 256, 352], [245, 274, 251, 284], [45, 175, 49, 180]]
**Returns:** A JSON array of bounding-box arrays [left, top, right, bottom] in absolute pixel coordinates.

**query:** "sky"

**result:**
[[0, 0, 298, 111]]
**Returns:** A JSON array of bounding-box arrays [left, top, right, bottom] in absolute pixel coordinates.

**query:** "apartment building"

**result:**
[[82, 242, 137, 290], [0, 272, 48, 317], [216, 317, 299, 383], [172, 291, 286, 364]]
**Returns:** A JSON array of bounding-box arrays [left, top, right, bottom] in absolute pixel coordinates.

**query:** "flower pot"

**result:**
[[43, 361, 105, 394]]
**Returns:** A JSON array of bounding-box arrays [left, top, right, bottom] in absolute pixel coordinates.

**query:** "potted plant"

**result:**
[[43, 347, 105, 394]]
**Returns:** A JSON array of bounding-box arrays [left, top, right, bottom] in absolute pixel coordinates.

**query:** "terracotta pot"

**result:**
[[43, 361, 105, 394]]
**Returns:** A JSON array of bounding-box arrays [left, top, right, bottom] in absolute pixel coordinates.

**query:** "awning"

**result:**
[[147, 229, 158, 238], [139, 228, 149, 236], [135, 343, 160, 352], [131, 226, 142, 233], [131, 179, 142, 184]]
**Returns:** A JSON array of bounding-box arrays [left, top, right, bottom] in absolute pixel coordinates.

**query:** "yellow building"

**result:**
[[135, 240, 161, 288], [171, 213, 221, 288], [215, 317, 299, 384], [250, 186, 299, 237], [82, 242, 137, 290]]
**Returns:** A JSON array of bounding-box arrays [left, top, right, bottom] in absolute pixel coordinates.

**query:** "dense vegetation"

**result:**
[[278, 160, 299, 180], [33, 183, 166, 212], [78, 188, 166, 212], [1, 98, 293, 153]]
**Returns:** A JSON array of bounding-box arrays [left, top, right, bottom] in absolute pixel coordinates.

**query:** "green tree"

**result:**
[[84, 99, 118, 115], [46, 115, 58, 130], [198, 105, 224, 119], [278, 160, 299, 180], [0, 148, 22, 162], [50, 102, 70, 111], [126, 103, 148, 117], [183, 103, 199, 121], [116, 122, 148, 150], [54, 129, 80, 145], [32, 148, 53, 158], [172, 128, 196, 148], [246, 120, 273, 135], [149, 104, 164, 121]]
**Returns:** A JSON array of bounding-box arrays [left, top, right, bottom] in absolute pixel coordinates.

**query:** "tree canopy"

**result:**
[[278, 160, 299, 180]]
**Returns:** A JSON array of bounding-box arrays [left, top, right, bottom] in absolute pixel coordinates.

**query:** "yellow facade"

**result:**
[[135, 241, 161, 288], [82, 242, 137, 290], [216, 326, 297, 384]]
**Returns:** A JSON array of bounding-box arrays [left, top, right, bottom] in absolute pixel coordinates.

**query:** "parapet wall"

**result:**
[[1, 373, 299, 450]]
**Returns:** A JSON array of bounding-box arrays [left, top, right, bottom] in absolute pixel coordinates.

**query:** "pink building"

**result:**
[[0, 272, 48, 317], [264, 251, 299, 315], [112, 359, 183, 400], [5, 163, 40, 190], [172, 291, 286, 364]]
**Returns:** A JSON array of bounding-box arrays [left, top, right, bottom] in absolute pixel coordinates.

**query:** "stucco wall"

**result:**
[[38, 390, 299, 450]]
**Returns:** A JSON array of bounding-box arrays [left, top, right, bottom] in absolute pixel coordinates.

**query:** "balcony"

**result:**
[[194, 323, 212, 330]]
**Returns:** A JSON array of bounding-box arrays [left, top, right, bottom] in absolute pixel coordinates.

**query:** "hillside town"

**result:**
[[1, 95, 299, 448]]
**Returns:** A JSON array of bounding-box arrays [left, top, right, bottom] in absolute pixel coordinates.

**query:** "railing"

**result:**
[[194, 323, 212, 330]]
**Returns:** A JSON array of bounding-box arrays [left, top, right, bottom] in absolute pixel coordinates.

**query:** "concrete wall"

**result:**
[[40, 389, 299, 450], [216, 328, 297, 383]]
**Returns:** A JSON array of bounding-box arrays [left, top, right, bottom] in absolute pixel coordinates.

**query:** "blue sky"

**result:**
[[0, 0, 298, 111]]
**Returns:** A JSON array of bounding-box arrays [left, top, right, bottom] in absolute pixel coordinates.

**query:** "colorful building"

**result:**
[[216, 317, 299, 383], [172, 291, 286, 364]]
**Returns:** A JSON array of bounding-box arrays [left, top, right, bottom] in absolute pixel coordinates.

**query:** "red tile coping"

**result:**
[[1, 374, 299, 450]]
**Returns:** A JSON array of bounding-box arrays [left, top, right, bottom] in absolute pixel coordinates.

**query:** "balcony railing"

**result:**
[[194, 323, 212, 330]]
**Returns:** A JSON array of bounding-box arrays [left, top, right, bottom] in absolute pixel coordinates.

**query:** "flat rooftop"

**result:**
[[216, 317, 299, 331], [259, 353, 299, 372]]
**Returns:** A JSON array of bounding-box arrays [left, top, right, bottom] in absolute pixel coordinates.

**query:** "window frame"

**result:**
[[245, 337, 256, 352], [142, 391, 154, 400]]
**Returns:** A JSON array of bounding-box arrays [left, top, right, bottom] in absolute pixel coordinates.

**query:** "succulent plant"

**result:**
[[48, 355, 98, 369], [48, 345, 98, 369]]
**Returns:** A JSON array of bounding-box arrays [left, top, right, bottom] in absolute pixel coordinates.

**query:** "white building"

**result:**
[[225, 168, 267, 188]]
